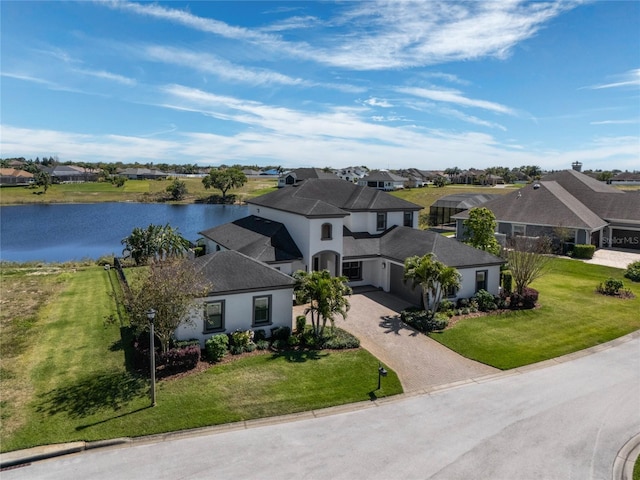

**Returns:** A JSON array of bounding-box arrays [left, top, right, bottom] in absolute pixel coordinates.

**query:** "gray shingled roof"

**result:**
[[199, 215, 302, 263], [248, 178, 421, 216], [343, 226, 504, 268], [452, 181, 609, 230], [431, 193, 501, 209], [361, 171, 408, 182], [193, 250, 295, 295]]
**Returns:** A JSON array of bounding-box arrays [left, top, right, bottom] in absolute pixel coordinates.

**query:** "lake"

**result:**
[[0, 203, 248, 263]]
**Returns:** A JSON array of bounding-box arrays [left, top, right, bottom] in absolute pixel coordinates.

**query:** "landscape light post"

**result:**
[[147, 308, 157, 407], [377, 362, 387, 390]]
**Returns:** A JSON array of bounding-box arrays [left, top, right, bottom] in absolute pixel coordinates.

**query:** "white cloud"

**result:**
[[364, 97, 393, 108], [590, 119, 638, 125], [397, 86, 517, 115], [584, 68, 640, 90], [73, 68, 136, 86]]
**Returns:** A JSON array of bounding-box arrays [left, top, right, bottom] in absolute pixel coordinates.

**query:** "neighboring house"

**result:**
[[175, 250, 296, 347], [0, 168, 34, 186], [202, 178, 504, 307], [277, 168, 338, 188], [452, 169, 640, 251], [358, 170, 408, 190], [42, 165, 100, 183], [609, 171, 640, 186], [429, 193, 501, 226], [119, 168, 169, 180], [336, 166, 368, 183]]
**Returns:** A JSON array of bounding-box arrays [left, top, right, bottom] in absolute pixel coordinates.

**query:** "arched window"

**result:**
[[321, 223, 332, 240]]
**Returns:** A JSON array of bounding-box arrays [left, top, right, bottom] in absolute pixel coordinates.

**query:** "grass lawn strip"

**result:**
[[433, 258, 640, 369]]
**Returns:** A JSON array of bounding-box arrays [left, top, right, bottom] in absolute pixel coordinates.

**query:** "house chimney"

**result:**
[[571, 161, 582, 172]]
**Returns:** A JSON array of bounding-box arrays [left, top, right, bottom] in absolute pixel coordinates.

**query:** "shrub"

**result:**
[[456, 298, 470, 308], [230, 345, 244, 355], [253, 329, 267, 342], [473, 289, 497, 312], [597, 277, 624, 296], [572, 244, 596, 259], [271, 339, 288, 351], [401, 309, 448, 333], [320, 328, 361, 349], [501, 270, 513, 295], [173, 339, 200, 349], [438, 299, 455, 313], [510, 287, 539, 310], [270, 326, 291, 341], [205, 334, 229, 362], [230, 330, 253, 352], [624, 261, 640, 282], [295, 315, 307, 333], [158, 345, 200, 375], [287, 335, 300, 347], [255, 339, 270, 350]]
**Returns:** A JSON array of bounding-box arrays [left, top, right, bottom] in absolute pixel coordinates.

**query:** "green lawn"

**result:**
[[1, 265, 401, 452], [433, 258, 640, 369]]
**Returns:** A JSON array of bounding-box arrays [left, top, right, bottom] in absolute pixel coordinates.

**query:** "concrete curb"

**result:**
[[613, 433, 640, 480], [2, 330, 639, 471]]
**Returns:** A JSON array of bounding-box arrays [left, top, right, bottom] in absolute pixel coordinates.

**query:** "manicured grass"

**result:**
[[433, 258, 640, 369], [390, 184, 515, 209], [0, 265, 401, 452]]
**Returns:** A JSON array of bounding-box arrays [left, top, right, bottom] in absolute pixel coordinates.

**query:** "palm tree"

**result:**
[[293, 270, 352, 339], [122, 223, 190, 265], [403, 254, 461, 319]]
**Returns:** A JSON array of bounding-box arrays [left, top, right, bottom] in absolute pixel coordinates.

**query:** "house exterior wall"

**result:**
[[175, 287, 294, 348], [456, 265, 502, 299]]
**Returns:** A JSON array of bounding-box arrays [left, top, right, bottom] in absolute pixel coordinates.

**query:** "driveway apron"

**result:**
[[294, 289, 497, 392]]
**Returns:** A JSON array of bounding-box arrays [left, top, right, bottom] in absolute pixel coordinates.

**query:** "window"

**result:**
[[376, 212, 387, 231], [253, 295, 271, 326], [403, 211, 413, 227], [342, 261, 362, 281], [445, 284, 458, 298], [321, 223, 332, 240], [204, 300, 224, 332], [475, 270, 488, 292], [512, 224, 526, 236]]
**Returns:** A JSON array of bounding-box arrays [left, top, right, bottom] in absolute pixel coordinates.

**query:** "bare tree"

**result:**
[[506, 236, 553, 295]]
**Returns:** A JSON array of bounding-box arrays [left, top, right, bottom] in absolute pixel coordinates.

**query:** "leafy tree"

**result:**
[[293, 270, 352, 339], [433, 176, 447, 187], [463, 207, 501, 255], [166, 179, 188, 200], [202, 167, 247, 202], [112, 176, 127, 187], [127, 259, 211, 353], [403, 253, 461, 319], [34, 171, 52, 193], [121, 223, 190, 266], [506, 236, 552, 295]]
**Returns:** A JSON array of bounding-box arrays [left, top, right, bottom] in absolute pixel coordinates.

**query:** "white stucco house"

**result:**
[[358, 170, 408, 191], [175, 250, 296, 348], [200, 179, 505, 308]]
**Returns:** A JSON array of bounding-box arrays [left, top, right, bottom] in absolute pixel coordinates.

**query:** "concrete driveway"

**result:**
[[295, 289, 497, 393], [584, 249, 640, 269]]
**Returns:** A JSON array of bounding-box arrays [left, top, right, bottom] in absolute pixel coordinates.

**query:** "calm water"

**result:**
[[0, 203, 248, 263]]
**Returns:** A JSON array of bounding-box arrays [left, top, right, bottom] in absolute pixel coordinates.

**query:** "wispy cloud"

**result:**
[[590, 119, 638, 125], [72, 68, 136, 86], [364, 97, 393, 108], [260, 15, 321, 32], [583, 68, 640, 90], [397, 86, 517, 115]]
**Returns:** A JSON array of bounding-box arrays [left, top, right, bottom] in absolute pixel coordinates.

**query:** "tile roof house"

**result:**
[[42, 165, 100, 183], [175, 250, 296, 346], [0, 168, 34, 186], [277, 168, 338, 188], [452, 169, 640, 251], [201, 178, 505, 307]]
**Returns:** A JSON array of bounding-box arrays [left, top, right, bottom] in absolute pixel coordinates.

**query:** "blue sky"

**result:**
[[1, 1, 638, 171]]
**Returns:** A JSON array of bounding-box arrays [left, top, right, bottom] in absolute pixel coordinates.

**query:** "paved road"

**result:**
[[5, 335, 638, 480]]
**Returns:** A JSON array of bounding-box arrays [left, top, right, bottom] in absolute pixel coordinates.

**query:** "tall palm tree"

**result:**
[[122, 223, 189, 265], [403, 254, 461, 319], [293, 270, 352, 339]]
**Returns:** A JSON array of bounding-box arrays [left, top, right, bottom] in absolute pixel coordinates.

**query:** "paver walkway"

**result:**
[[294, 289, 497, 392]]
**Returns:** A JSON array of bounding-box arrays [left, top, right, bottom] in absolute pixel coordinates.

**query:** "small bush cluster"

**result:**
[[205, 334, 229, 362], [230, 329, 255, 355], [501, 270, 513, 295], [571, 244, 596, 259], [401, 308, 448, 333], [157, 345, 200, 375], [510, 287, 539, 309], [473, 289, 498, 312], [319, 328, 360, 349], [596, 277, 626, 296], [624, 261, 640, 282]]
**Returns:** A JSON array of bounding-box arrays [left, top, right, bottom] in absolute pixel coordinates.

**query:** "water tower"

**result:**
[[571, 161, 582, 172]]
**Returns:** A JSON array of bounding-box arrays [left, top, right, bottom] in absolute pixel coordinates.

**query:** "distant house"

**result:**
[[0, 168, 34, 186], [201, 178, 505, 308], [175, 250, 296, 347], [260, 169, 280, 176], [277, 168, 338, 188], [453, 169, 640, 251], [119, 168, 169, 180], [429, 193, 501, 226], [358, 170, 408, 191], [336, 166, 368, 183], [42, 165, 100, 183], [242, 169, 262, 177], [609, 171, 640, 186]]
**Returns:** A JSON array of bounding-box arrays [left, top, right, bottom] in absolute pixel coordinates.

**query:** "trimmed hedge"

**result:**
[[401, 308, 448, 333], [158, 345, 200, 375], [205, 334, 229, 362], [624, 261, 640, 282], [572, 244, 596, 259]]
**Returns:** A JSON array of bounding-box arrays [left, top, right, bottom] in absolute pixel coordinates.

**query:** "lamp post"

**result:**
[[377, 362, 387, 390], [147, 308, 157, 407]]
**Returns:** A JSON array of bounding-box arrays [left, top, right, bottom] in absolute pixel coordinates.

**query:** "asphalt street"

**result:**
[[4, 335, 639, 480]]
